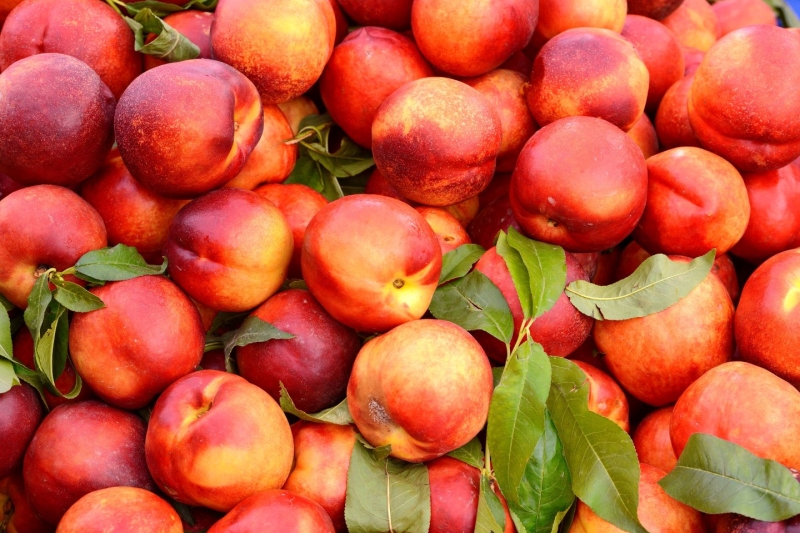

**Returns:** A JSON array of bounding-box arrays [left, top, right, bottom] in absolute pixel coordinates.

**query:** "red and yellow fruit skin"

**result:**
[[712, 0, 776, 37], [336, 0, 412, 30], [573, 361, 630, 433], [207, 489, 336, 533], [627, 113, 660, 159], [347, 319, 494, 463], [655, 74, 701, 150], [416, 206, 472, 255], [56, 487, 183, 533], [627, 0, 684, 20], [633, 406, 678, 474], [661, 0, 720, 52], [3, 472, 54, 533], [534, 0, 626, 42]]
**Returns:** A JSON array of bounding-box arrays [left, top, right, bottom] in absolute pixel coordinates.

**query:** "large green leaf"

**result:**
[[124, 9, 200, 63], [504, 228, 566, 320], [24, 274, 53, 341], [51, 278, 105, 313], [475, 475, 507, 533], [659, 433, 800, 521], [279, 384, 354, 426], [74, 244, 167, 282], [0, 358, 19, 393], [0, 306, 12, 361], [34, 302, 69, 386], [496, 231, 532, 318], [439, 244, 486, 285], [221, 316, 294, 371]]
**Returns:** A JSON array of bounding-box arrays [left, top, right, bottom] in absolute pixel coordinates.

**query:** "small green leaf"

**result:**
[[56, 371, 83, 400], [120, 0, 217, 17], [439, 244, 486, 285], [75, 244, 167, 282], [344, 440, 431, 533], [565, 250, 715, 321], [34, 302, 69, 387], [279, 383, 354, 425], [24, 274, 53, 341], [51, 278, 105, 313], [475, 475, 507, 533], [0, 306, 12, 361], [659, 433, 800, 521], [124, 9, 200, 63], [446, 438, 484, 469], [496, 231, 532, 318], [207, 311, 248, 337], [488, 340, 551, 505], [221, 316, 294, 370], [10, 360, 47, 406], [429, 270, 513, 344], [0, 293, 13, 312], [0, 358, 19, 393], [306, 136, 375, 178], [505, 228, 566, 320]]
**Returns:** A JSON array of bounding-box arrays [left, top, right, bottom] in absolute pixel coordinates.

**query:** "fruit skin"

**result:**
[[0, 173, 23, 200], [0, 185, 107, 309], [712, 0, 776, 37], [416, 206, 472, 254], [688, 25, 800, 173], [595, 256, 735, 406], [114, 59, 264, 199], [468, 196, 522, 250], [23, 401, 156, 525], [734, 249, 800, 388], [510, 116, 648, 253], [165, 188, 293, 313], [336, 0, 413, 30], [301, 195, 442, 333], [534, 0, 626, 42], [573, 361, 630, 432], [0, 53, 115, 188], [207, 489, 335, 533], [715, 513, 800, 532], [0, 0, 141, 99], [626, 0, 684, 20], [278, 96, 319, 136], [348, 319, 493, 462], [210, 0, 335, 104], [528, 28, 649, 132], [633, 406, 678, 473], [0, 384, 43, 479], [655, 74, 701, 150], [372, 77, 502, 206], [144, 11, 213, 71], [633, 147, 751, 257], [282, 422, 357, 533], [627, 113, 660, 159], [55, 487, 182, 533], [319, 27, 433, 149], [145, 370, 294, 512], [236, 289, 360, 414], [662, 0, 720, 52], [671, 361, 800, 470], [69, 276, 206, 410], [3, 472, 54, 533]]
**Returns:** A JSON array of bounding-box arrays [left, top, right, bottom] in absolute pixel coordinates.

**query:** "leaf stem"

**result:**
[[385, 459, 394, 533]]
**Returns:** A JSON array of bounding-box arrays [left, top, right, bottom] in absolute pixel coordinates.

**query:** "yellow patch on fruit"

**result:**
[[784, 275, 800, 313]]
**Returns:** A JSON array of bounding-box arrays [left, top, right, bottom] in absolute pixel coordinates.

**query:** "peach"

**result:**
[[510, 116, 648, 252], [348, 319, 493, 462], [363, 167, 411, 203], [735, 249, 800, 387], [627, 113, 660, 159], [164, 188, 293, 313], [236, 289, 360, 414], [336, 0, 413, 30], [655, 74, 701, 150], [627, 0, 684, 19], [716, 514, 800, 532], [411, 0, 538, 77], [662, 0, 720, 52], [0, 0, 23, 24], [372, 77, 502, 206], [278, 96, 320, 136], [207, 490, 335, 533], [211, 0, 335, 104], [144, 11, 213, 71], [633, 147, 751, 257], [23, 401, 156, 525], [622, 15, 685, 113], [254, 183, 328, 279], [0, 172, 23, 200], [730, 161, 800, 263], [115, 59, 263, 198], [301, 195, 442, 332], [479, 172, 511, 208], [80, 149, 188, 264], [223, 105, 297, 189], [0, 384, 42, 479], [282, 422, 357, 532], [327, 0, 349, 44], [146, 371, 294, 512], [464, 69, 538, 172], [573, 361, 630, 432], [671, 361, 800, 470], [535, 0, 626, 42], [633, 406, 678, 473], [0, 0, 141, 99], [0, 54, 115, 187], [683, 46, 705, 74], [416, 207, 472, 254], [595, 256, 735, 406], [712, 0, 776, 36], [56, 487, 182, 533], [467, 196, 522, 249], [445, 195, 481, 228], [319, 27, 433, 149], [528, 28, 649, 132], [3, 472, 54, 533], [0, 185, 107, 309]]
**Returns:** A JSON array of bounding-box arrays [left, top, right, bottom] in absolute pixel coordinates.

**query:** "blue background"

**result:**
[[788, 0, 800, 16]]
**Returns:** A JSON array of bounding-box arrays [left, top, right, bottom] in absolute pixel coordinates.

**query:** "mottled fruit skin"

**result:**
[[144, 11, 213, 71], [712, 0, 776, 37], [595, 256, 735, 406], [633, 406, 678, 473], [145, 371, 294, 512], [69, 276, 205, 410], [347, 319, 493, 462], [56, 487, 182, 533], [301, 195, 442, 332], [211, 0, 335, 104], [336, 0, 412, 30], [627, 113, 660, 159], [689, 25, 800, 172], [207, 490, 335, 533], [372, 77, 502, 206], [319, 27, 433, 149], [237, 289, 360, 414], [671, 362, 800, 470], [115, 59, 264, 198], [573, 361, 630, 432], [0, 384, 42, 479], [0, 185, 107, 309], [655, 74, 701, 150], [165, 188, 293, 313], [662, 0, 720, 52], [535, 0, 626, 41], [627, 0, 684, 19], [0, 54, 115, 187], [0, 0, 141, 99], [510, 116, 648, 252], [633, 147, 751, 257], [282, 422, 357, 532], [416, 206, 472, 254], [23, 401, 156, 525]]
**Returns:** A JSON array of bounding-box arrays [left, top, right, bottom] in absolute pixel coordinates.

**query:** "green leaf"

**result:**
[[547, 357, 645, 533], [120, 0, 217, 17], [0, 358, 19, 393], [0, 306, 12, 361], [0, 293, 13, 312], [51, 278, 105, 313], [345, 440, 431, 533], [55, 371, 83, 400], [429, 270, 514, 344], [504, 228, 566, 320], [554, 502, 577, 533], [659, 433, 800, 521], [75, 244, 167, 282], [446, 438, 484, 469], [565, 250, 716, 321], [511, 410, 575, 533], [10, 360, 47, 406], [285, 152, 344, 202], [439, 244, 486, 285], [279, 383, 354, 425], [24, 274, 53, 341], [221, 316, 294, 371], [475, 475, 507, 533], [34, 302, 69, 387], [207, 311, 248, 337], [488, 340, 551, 505], [496, 231, 532, 318], [124, 9, 200, 63], [306, 136, 375, 178]]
